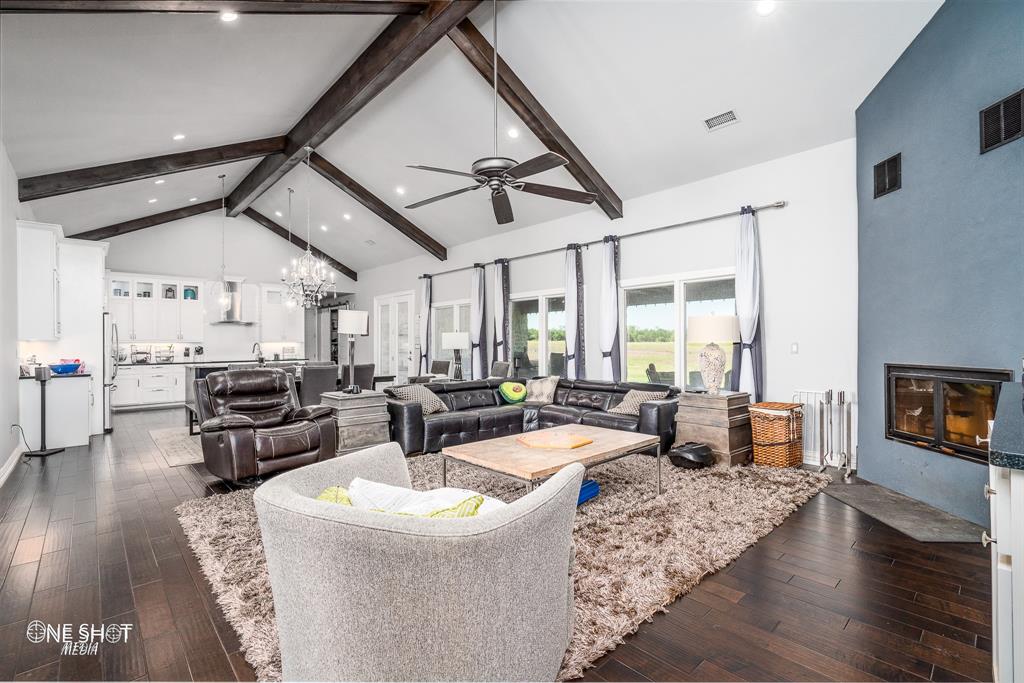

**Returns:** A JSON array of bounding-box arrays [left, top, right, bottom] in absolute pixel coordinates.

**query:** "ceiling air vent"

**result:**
[[704, 110, 739, 131], [980, 89, 1022, 153], [873, 153, 901, 199]]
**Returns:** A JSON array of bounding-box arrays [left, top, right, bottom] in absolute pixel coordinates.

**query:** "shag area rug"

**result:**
[[175, 453, 829, 681], [149, 427, 204, 467]]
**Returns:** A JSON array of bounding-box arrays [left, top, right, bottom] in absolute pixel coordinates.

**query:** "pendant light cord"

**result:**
[[286, 187, 294, 248], [304, 147, 313, 246], [218, 174, 227, 279]]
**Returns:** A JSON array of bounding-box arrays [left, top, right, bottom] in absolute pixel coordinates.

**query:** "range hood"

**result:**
[[211, 279, 255, 325]]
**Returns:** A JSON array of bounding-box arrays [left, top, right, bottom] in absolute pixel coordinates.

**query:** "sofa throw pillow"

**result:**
[[498, 381, 527, 404], [525, 376, 560, 404], [316, 486, 352, 505], [608, 389, 669, 416], [348, 478, 507, 517], [388, 383, 448, 415]]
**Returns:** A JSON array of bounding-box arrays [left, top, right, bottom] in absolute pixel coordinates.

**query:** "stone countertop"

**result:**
[[991, 381, 1024, 470], [121, 359, 309, 367], [19, 373, 92, 379]]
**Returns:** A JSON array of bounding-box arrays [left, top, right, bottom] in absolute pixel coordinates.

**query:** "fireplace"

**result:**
[[885, 363, 1013, 463]]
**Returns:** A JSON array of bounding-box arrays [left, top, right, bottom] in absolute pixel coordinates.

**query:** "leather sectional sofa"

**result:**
[[386, 377, 680, 456]]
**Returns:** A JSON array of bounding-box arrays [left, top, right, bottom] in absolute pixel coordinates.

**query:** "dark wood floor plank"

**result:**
[[0, 561, 39, 625], [60, 584, 102, 681], [100, 611, 146, 682]]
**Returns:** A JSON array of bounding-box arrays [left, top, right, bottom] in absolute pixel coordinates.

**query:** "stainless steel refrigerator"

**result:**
[[102, 311, 119, 433]]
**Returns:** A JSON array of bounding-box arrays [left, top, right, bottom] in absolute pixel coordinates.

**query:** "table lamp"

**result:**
[[337, 308, 369, 393], [687, 315, 740, 395], [441, 332, 471, 381]]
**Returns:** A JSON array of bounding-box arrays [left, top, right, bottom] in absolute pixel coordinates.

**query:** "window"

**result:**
[[431, 302, 470, 365], [624, 285, 675, 383], [684, 279, 736, 390], [510, 294, 565, 377], [620, 275, 736, 388]]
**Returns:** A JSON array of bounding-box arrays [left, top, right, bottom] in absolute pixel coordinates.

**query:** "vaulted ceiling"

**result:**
[[1, 0, 941, 277]]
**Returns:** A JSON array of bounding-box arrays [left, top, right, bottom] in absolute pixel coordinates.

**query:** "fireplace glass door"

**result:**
[[885, 364, 1012, 463]]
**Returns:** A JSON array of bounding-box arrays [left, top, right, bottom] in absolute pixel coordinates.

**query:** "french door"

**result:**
[[374, 292, 415, 383]]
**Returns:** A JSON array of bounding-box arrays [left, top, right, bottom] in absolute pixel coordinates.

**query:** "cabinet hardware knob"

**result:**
[[976, 435, 990, 446], [981, 531, 996, 547], [984, 484, 997, 500]]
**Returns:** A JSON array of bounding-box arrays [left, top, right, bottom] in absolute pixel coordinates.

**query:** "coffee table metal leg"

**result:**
[[442, 456, 447, 487]]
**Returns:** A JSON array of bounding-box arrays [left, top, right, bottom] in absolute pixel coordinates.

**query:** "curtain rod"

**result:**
[[421, 200, 787, 279]]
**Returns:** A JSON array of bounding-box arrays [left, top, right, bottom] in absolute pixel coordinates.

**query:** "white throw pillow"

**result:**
[[348, 478, 507, 516], [525, 375, 560, 404]]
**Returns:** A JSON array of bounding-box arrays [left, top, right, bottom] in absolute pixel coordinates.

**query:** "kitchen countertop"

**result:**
[[991, 381, 1024, 470], [121, 359, 309, 367], [19, 373, 92, 379]]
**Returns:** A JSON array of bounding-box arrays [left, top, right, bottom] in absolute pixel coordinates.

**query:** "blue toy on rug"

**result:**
[[577, 479, 599, 505]]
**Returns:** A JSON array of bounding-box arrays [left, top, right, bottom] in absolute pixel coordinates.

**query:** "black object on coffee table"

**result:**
[[667, 442, 714, 469]]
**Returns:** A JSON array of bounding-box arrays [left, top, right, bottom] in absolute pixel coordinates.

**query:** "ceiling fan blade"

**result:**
[[406, 164, 483, 180], [506, 152, 568, 180], [491, 190, 514, 224], [514, 182, 597, 204], [405, 184, 482, 210]]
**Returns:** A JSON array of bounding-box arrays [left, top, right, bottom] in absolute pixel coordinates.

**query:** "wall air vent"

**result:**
[[873, 153, 901, 199], [980, 89, 1022, 153], [704, 110, 738, 131]]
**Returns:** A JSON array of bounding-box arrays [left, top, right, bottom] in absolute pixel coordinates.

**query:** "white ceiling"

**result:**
[[0, 1, 942, 272]]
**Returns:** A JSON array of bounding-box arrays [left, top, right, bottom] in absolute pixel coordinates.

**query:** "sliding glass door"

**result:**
[[374, 292, 415, 383], [510, 293, 565, 377]]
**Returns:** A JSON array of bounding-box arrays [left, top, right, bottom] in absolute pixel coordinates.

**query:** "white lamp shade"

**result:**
[[441, 331, 471, 351], [337, 309, 369, 335], [687, 315, 740, 344]]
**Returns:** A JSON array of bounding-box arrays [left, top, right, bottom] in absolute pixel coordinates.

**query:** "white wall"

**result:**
[[103, 211, 357, 290], [352, 138, 859, 409], [1, 138, 36, 471]]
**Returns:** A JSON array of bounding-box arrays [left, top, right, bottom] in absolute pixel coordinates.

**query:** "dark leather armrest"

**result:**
[[638, 398, 679, 453], [200, 413, 256, 433], [387, 399, 424, 455], [289, 405, 333, 421]]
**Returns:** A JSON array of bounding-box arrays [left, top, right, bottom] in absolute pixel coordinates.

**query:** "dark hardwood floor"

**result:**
[[0, 409, 993, 682]]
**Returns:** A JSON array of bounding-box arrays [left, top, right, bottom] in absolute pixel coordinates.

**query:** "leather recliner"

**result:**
[[194, 368, 337, 482], [386, 377, 679, 456]]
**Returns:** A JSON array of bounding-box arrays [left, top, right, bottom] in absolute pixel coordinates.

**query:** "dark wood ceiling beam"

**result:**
[[0, 1, 428, 14], [309, 152, 447, 261], [242, 208, 357, 281], [225, 0, 480, 217], [18, 137, 286, 202], [447, 18, 623, 220], [73, 199, 221, 241]]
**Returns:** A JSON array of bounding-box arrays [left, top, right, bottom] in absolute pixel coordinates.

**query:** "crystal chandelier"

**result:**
[[281, 147, 335, 308]]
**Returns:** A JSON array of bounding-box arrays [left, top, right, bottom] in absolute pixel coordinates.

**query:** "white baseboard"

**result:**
[[0, 442, 24, 489]]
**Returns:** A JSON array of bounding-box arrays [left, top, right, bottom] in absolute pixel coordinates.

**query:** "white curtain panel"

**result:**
[[599, 236, 622, 381], [492, 259, 510, 363], [735, 207, 763, 401], [469, 264, 486, 380], [417, 275, 431, 374], [564, 245, 585, 380]]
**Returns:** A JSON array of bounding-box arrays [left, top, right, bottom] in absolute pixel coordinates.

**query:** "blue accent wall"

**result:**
[[856, 0, 1024, 525]]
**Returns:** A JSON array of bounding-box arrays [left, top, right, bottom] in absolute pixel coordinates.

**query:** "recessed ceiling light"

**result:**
[[755, 0, 777, 16], [147, 198, 158, 204], [154, 179, 165, 185], [507, 127, 520, 139], [188, 197, 198, 202], [365, 239, 376, 246], [320, 224, 328, 231], [274, 210, 283, 217], [395, 186, 406, 196], [220, 10, 239, 22], [172, 133, 185, 141], [343, 213, 351, 221]]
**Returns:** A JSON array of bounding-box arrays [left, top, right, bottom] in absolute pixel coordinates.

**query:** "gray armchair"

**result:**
[[253, 442, 583, 682]]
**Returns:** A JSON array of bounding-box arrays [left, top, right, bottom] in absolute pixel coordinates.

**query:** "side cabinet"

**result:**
[[17, 221, 62, 341]]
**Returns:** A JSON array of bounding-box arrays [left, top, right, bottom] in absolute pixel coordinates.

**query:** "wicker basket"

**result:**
[[749, 402, 804, 467]]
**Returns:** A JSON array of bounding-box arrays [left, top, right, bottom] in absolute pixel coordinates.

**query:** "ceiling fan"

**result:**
[[404, 0, 597, 225]]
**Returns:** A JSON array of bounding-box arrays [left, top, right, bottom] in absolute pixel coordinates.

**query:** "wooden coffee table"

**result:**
[[441, 424, 662, 495]]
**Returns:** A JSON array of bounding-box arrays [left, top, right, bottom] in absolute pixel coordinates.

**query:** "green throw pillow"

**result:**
[[316, 486, 352, 505], [499, 381, 527, 404]]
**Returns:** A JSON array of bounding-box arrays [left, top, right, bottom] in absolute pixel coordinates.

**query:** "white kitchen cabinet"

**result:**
[[108, 272, 204, 342], [19, 376, 91, 448], [112, 364, 187, 408], [156, 280, 180, 341], [179, 282, 204, 341], [131, 277, 158, 341], [108, 276, 133, 343], [17, 221, 62, 341], [111, 366, 141, 406]]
